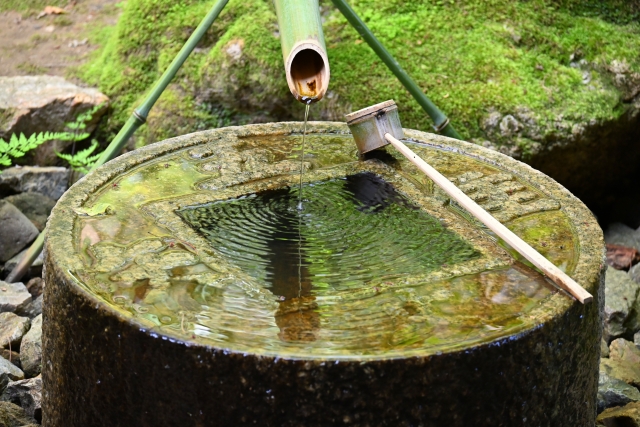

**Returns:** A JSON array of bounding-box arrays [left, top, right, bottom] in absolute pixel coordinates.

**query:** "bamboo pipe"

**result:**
[[274, 0, 330, 103], [385, 133, 592, 304]]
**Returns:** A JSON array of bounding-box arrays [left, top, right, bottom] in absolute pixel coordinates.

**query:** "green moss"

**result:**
[[81, 0, 640, 150]]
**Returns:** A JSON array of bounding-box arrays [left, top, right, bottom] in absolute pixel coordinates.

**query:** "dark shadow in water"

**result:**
[[345, 172, 415, 213]]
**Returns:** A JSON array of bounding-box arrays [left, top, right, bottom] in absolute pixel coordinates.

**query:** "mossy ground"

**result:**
[[80, 0, 640, 153]]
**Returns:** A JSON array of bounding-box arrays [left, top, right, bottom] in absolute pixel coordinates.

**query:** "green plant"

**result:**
[[55, 141, 103, 173], [0, 104, 105, 172], [54, 104, 105, 173], [0, 131, 71, 167]]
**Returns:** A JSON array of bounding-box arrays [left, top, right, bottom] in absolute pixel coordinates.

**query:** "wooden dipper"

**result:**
[[345, 100, 593, 304]]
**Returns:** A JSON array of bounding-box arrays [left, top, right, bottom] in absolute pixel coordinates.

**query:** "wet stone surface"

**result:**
[[43, 123, 603, 426], [67, 131, 582, 358]]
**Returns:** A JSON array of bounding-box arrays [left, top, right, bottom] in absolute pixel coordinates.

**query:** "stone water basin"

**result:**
[[43, 122, 604, 426]]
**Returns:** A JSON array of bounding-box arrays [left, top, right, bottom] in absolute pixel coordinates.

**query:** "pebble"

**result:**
[[0, 166, 70, 200], [0, 356, 24, 395], [601, 339, 640, 388], [602, 339, 610, 358], [597, 401, 640, 426], [0, 201, 39, 263], [0, 401, 36, 426], [20, 315, 42, 378], [3, 192, 56, 232], [0, 350, 20, 369], [17, 295, 42, 320], [605, 222, 640, 252], [1, 376, 42, 423], [631, 263, 640, 285], [604, 268, 640, 342], [25, 278, 43, 299], [0, 313, 30, 349], [0, 281, 32, 315], [597, 372, 640, 413]]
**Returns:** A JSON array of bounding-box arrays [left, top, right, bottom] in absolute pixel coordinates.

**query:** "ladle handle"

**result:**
[[384, 133, 593, 305]]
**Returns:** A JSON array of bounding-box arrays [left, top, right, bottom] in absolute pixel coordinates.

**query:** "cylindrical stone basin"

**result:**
[[43, 122, 604, 426]]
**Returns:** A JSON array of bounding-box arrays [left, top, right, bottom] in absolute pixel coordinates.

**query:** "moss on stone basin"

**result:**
[[43, 122, 604, 426]]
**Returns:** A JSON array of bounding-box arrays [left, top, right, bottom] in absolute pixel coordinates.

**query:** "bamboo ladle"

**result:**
[[345, 100, 592, 304]]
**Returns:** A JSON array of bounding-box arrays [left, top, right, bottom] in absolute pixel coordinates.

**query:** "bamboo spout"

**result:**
[[274, 0, 330, 103]]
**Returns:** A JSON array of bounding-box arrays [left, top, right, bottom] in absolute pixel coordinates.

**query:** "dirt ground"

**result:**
[[0, 0, 121, 80]]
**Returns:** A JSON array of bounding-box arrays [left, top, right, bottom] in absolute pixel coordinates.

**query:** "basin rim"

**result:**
[[45, 121, 604, 362]]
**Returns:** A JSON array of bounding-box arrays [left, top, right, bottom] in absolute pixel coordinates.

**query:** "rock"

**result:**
[[2, 250, 43, 282], [635, 331, 640, 350], [19, 315, 41, 378], [1, 376, 42, 423], [0, 313, 30, 349], [0, 201, 39, 263], [611, 338, 640, 364], [3, 192, 56, 231], [0, 282, 31, 314], [602, 339, 610, 358], [597, 401, 640, 426], [24, 278, 43, 299], [0, 350, 20, 370], [0, 75, 109, 166], [499, 115, 522, 137], [0, 401, 36, 427], [605, 222, 640, 252], [604, 268, 640, 341], [597, 372, 640, 413], [601, 357, 640, 389], [631, 263, 640, 284], [0, 356, 23, 395], [0, 166, 69, 200], [16, 295, 41, 320]]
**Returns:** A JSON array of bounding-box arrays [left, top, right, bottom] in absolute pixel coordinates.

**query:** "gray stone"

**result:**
[[611, 338, 640, 364], [605, 222, 640, 252], [19, 315, 41, 378], [0, 166, 69, 200], [604, 268, 640, 341], [0, 401, 36, 427], [16, 295, 41, 320], [0, 356, 23, 395], [0, 350, 20, 370], [601, 339, 640, 388], [3, 192, 56, 231], [635, 331, 640, 350], [0, 313, 30, 349], [24, 278, 43, 299], [0, 282, 31, 314], [602, 339, 610, 358], [1, 376, 42, 422], [499, 114, 521, 137], [0, 75, 109, 166], [597, 371, 640, 413], [597, 401, 640, 426], [0, 201, 39, 263], [2, 250, 43, 283], [631, 263, 640, 284], [601, 357, 640, 388]]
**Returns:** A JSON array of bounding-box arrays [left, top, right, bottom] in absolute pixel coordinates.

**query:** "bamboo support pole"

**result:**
[[6, 0, 230, 283], [274, 0, 330, 102], [331, 0, 462, 140], [384, 133, 593, 304]]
